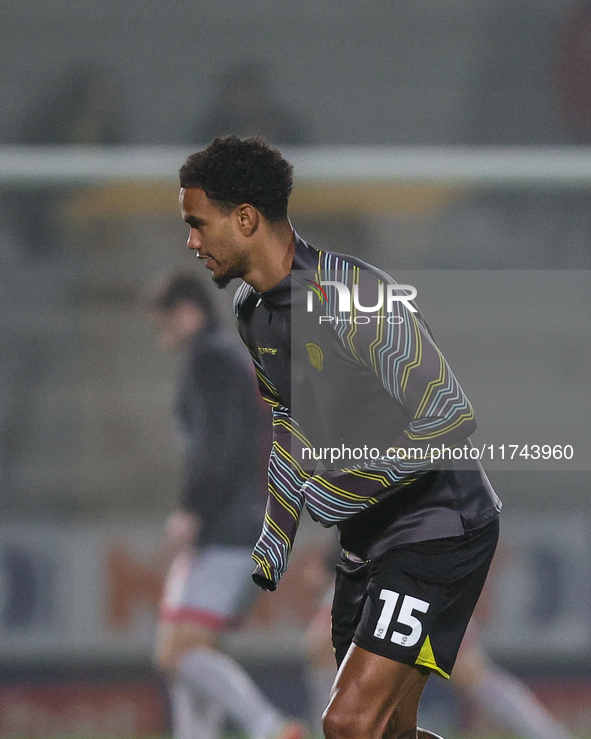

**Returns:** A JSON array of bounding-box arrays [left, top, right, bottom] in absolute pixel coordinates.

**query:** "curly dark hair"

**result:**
[[179, 135, 293, 222]]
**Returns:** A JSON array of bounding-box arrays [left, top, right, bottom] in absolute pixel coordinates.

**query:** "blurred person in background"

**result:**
[[151, 272, 307, 739], [17, 60, 125, 146], [555, 0, 591, 143], [193, 60, 310, 145], [449, 620, 576, 739], [2, 60, 126, 255]]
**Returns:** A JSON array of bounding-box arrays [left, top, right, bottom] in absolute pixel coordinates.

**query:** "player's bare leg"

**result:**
[[323, 644, 442, 739], [385, 671, 424, 738], [382, 679, 445, 739]]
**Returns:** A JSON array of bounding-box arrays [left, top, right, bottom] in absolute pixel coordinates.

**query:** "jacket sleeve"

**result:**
[[233, 288, 303, 590], [300, 266, 477, 526], [251, 405, 314, 590], [232, 302, 315, 590]]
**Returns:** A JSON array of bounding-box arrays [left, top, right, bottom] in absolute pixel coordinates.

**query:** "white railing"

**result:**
[[2, 145, 591, 186]]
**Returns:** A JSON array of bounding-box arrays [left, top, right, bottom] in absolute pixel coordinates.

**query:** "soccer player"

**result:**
[[177, 136, 502, 739], [151, 272, 306, 739]]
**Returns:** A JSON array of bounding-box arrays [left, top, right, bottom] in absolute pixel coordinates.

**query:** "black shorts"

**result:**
[[331, 517, 499, 679]]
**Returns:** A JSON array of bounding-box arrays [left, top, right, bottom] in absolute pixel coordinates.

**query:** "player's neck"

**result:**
[[244, 224, 295, 293]]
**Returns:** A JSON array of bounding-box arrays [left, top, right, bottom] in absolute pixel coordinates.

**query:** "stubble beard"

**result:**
[[212, 240, 252, 289]]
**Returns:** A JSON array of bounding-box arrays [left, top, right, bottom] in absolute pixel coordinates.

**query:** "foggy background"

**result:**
[[1, 0, 591, 737], [0, 0, 580, 146]]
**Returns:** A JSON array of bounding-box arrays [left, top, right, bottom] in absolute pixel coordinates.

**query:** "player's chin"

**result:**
[[212, 264, 245, 289], [212, 270, 235, 289]]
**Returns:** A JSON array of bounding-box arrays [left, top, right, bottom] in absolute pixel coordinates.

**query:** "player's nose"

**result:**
[[187, 229, 201, 252]]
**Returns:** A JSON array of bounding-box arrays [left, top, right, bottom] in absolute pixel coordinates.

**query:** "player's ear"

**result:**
[[235, 204, 259, 236]]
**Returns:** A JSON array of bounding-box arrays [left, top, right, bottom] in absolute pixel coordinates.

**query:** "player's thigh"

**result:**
[[156, 545, 255, 671], [384, 670, 432, 739], [324, 644, 428, 739]]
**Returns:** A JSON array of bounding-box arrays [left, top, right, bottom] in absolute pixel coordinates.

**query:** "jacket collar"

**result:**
[[256, 233, 318, 309]]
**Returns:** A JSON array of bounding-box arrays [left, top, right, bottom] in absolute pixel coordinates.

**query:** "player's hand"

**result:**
[[155, 509, 201, 567], [165, 509, 200, 549]]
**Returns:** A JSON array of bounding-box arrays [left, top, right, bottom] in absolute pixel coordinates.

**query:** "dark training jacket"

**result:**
[[234, 235, 501, 590]]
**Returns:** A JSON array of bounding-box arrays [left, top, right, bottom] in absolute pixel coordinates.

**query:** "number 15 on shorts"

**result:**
[[374, 589, 430, 647]]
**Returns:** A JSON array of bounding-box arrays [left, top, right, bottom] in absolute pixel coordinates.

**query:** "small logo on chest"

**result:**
[[258, 347, 278, 355], [305, 343, 324, 371]]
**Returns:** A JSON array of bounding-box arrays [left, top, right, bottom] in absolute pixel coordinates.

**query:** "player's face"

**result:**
[[180, 187, 252, 288]]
